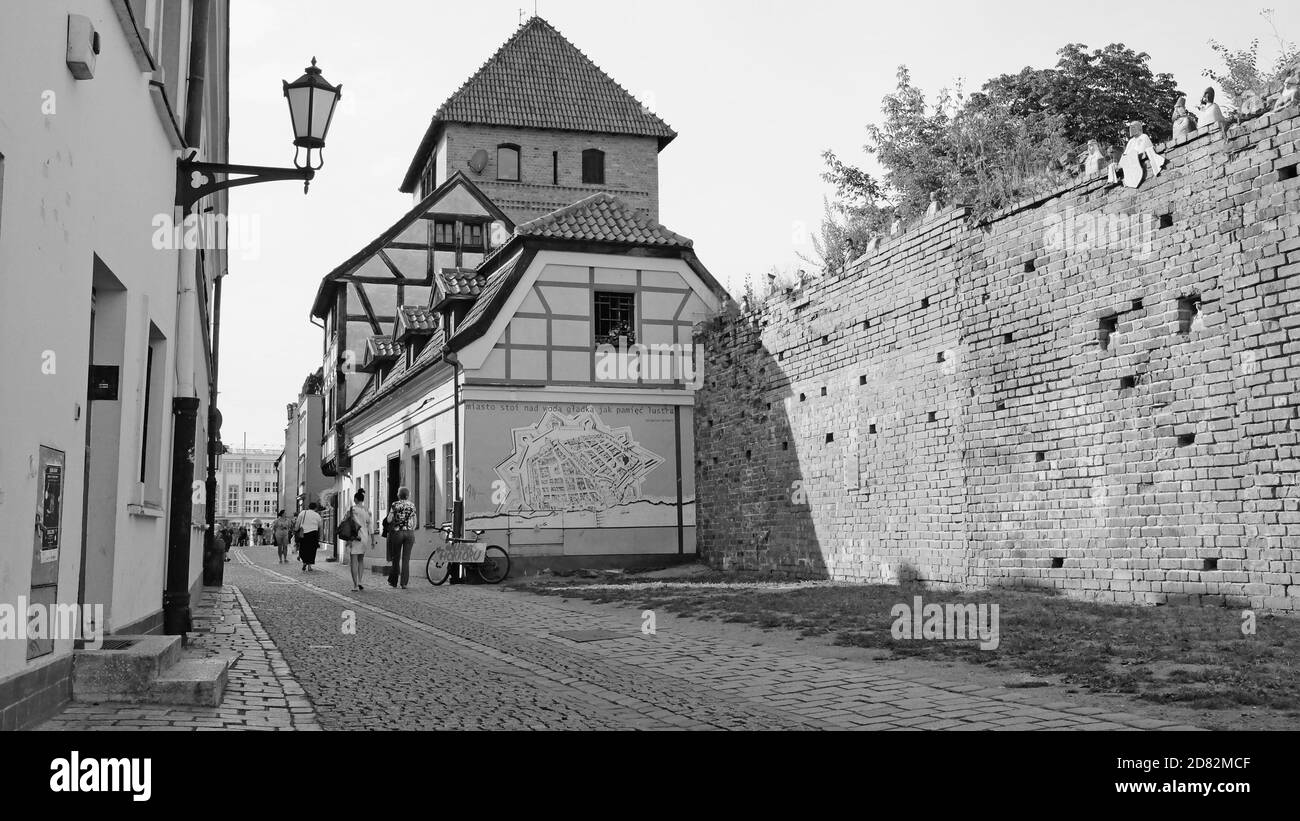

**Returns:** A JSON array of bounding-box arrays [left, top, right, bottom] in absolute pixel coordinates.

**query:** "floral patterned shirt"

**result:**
[[388, 500, 417, 531]]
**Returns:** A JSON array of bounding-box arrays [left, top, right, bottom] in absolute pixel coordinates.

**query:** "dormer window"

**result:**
[[497, 144, 520, 181], [582, 149, 605, 185]]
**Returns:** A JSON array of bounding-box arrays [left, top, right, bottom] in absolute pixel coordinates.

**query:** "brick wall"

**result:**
[[696, 106, 1300, 610], [437, 124, 660, 223]]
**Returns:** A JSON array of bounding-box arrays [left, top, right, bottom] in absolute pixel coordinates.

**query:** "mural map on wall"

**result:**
[[493, 410, 664, 513]]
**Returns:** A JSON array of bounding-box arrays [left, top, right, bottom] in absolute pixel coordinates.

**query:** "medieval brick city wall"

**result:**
[[696, 106, 1300, 610]]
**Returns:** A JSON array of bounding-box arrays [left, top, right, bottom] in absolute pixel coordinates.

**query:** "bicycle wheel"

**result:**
[[476, 546, 510, 584], [426, 552, 451, 586]]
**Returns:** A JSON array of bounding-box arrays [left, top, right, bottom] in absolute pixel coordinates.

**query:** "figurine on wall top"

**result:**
[[925, 191, 940, 218], [1239, 89, 1266, 119], [1116, 121, 1166, 189], [1082, 140, 1108, 174], [1276, 71, 1299, 112], [1171, 95, 1198, 140], [1199, 87, 1229, 135]]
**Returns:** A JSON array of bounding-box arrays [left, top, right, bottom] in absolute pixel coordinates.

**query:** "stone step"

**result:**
[[71, 635, 183, 702], [147, 659, 229, 707]]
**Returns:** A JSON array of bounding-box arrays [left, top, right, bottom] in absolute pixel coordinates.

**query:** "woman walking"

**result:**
[[342, 489, 373, 591], [272, 510, 293, 564], [295, 502, 324, 571], [386, 487, 418, 589]]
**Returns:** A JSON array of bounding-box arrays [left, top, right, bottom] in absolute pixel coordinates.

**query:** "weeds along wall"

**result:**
[[695, 106, 1300, 610]]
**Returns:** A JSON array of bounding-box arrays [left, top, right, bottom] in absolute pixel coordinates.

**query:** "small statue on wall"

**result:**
[[1199, 87, 1229, 135], [889, 218, 902, 237], [1117, 120, 1166, 189], [925, 191, 940, 218], [1171, 95, 1198, 139], [1082, 140, 1108, 174], [1275, 71, 1299, 112], [865, 235, 882, 254], [1239, 89, 1266, 119]]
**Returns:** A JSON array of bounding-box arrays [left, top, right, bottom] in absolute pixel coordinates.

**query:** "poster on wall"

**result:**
[[34, 446, 65, 570], [28, 446, 65, 660]]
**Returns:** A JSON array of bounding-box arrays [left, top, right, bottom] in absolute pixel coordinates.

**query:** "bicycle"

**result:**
[[425, 523, 511, 586]]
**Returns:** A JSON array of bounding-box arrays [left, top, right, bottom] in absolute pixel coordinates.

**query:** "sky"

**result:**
[[223, 0, 1299, 447]]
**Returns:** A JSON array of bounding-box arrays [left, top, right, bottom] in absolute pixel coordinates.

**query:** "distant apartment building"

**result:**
[[215, 447, 281, 529], [278, 406, 298, 516], [278, 382, 329, 515]]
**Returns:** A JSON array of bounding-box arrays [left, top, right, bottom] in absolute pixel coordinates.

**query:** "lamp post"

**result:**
[[177, 58, 342, 215], [176, 58, 342, 616]]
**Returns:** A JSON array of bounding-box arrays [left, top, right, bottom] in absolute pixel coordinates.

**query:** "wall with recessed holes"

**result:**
[[695, 105, 1300, 610]]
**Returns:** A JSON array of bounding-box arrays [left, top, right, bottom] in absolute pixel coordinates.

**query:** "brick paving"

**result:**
[[37, 546, 1203, 731], [37, 582, 320, 731]]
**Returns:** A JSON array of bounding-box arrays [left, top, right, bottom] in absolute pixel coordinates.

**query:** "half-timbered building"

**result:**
[[309, 16, 728, 571]]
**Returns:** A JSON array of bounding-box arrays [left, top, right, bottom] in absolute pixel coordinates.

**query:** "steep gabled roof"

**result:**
[[449, 194, 723, 351], [309, 172, 512, 319], [400, 16, 676, 193]]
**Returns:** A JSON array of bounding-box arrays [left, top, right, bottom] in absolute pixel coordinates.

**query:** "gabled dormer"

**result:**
[[396, 305, 438, 366]]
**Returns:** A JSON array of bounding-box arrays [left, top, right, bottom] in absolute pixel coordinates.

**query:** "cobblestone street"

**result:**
[[38, 547, 1203, 731]]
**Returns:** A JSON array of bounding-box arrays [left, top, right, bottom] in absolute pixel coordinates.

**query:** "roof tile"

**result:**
[[515, 192, 694, 248], [435, 18, 675, 141]]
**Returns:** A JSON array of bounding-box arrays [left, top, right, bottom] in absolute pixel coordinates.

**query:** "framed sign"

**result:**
[[89, 365, 120, 400], [432, 543, 487, 564]]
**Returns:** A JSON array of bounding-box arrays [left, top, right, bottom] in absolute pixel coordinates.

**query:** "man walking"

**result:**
[[386, 487, 417, 589], [295, 502, 324, 571]]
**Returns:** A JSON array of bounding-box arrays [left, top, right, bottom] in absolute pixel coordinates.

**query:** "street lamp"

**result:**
[[176, 57, 342, 213], [184, 58, 343, 593], [284, 57, 343, 178]]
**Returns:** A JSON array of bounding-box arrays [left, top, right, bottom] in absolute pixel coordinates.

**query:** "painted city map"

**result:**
[[493, 410, 664, 512]]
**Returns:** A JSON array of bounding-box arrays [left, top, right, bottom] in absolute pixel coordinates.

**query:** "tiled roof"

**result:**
[[451, 255, 522, 347], [341, 325, 449, 425], [436, 268, 487, 300], [516, 192, 694, 248], [368, 337, 400, 359], [360, 336, 400, 372], [399, 305, 438, 334], [438, 18, 674, 140], [401, 17, 675, 192]]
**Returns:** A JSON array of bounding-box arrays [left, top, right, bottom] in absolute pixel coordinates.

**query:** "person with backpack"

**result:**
[[339, 488, 373, 591]]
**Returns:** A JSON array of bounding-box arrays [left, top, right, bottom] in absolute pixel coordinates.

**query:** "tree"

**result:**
[[813, 42, 1182, 274], [301, 368, 323, 396], [982, 43, 1180, 145], [1203, 9, 1299, 103]]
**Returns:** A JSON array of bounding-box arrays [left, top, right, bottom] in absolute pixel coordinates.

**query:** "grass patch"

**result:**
[[520, 572, 1300, 710]]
